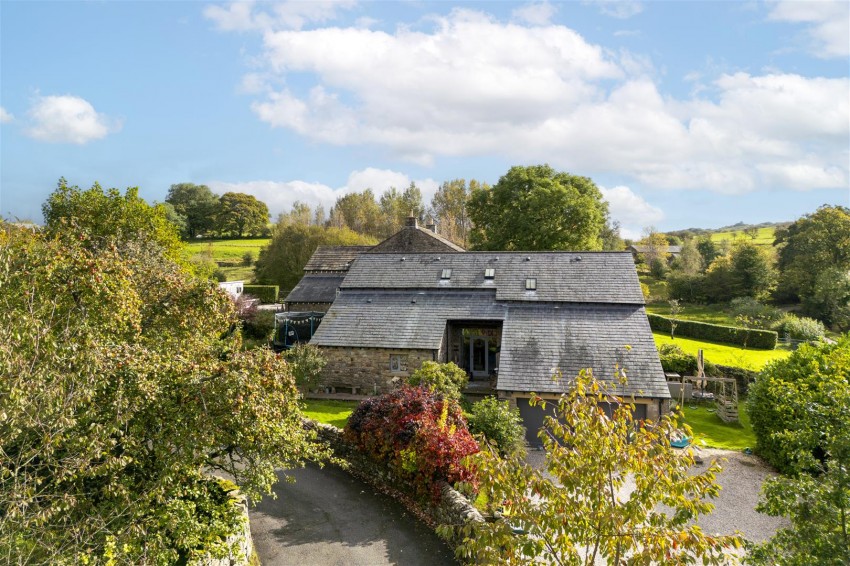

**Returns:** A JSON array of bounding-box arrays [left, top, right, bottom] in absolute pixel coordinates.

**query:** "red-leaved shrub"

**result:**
[[344, 386, 479, 500]]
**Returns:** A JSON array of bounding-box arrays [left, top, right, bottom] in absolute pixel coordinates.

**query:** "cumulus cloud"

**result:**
[[768, 0, 850, 58], [207, 168, 440, 218], [0, 107, 12, 123], [25, 95, 120, 144], [600, 185, 664, 240], [210, 6, 849, 195]]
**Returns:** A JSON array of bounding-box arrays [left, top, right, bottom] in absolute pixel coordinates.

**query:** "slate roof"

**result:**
[[628, 245, 682, 255], [370, 225, 465, 253], [311, 290, 506, 350], [341, 252, 644, 304], [498, 304, 668, 398], [304, 245, 374, 272], [284, 274, 345, 304]]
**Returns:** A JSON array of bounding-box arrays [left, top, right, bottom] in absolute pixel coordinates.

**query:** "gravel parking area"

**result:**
[[525, 446, 787, 544]]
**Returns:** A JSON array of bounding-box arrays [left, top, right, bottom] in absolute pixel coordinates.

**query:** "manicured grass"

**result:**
[[646, 302, 739, 326], [184, 238, 270, 262], [218, 265, 254, 282], [708, 226, 775, 247], [302, 399, 357, 428], [653, 332, 791, 370], [677, 401, 756, 451]]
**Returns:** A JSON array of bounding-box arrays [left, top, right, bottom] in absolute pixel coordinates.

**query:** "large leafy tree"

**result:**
[[328, 190, 384, 238], [165, 182, 220, 238], [216, 192, 270, 237], [1, 196, 327, 562], [429, 179, 480, 248], [467, 165, 608, 251], [775, 205, 850, 326], [42, 178, 184, 262], [379, 184, 426, 237], [254, 222, 376, 295], [449, 371, 741, 564], [746, 336, 850, 564]]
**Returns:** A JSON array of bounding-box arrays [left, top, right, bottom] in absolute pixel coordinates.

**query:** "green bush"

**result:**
[[667, 273, 707, 303], [747, 336, 850, 474], [728, 297, 784, 329], [242, 285, 278, 304], [467, 396, 526, 457], [241, 310, 275, 340], [649, 257, 668, 278], [773, 314, 826, 342], [658, 343, 716, 376], [283, 343, 327, 392], [648, 313, 777, 349], [241, 251, 254, 266], [408, 361, 469, 400]]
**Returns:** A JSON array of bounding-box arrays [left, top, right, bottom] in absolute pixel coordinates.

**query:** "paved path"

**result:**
[[249, 463, 458, 566]]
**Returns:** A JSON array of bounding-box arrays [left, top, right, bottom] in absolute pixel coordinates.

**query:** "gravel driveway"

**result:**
[[526, 447, 787, 543]]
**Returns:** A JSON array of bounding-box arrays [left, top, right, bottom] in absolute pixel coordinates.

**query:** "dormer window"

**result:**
[[525, 278, 537, 291], [484, 268, 495, 279], [441, 268, 452, 280]]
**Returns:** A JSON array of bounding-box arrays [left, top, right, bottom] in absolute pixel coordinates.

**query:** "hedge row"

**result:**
[[242, 285, 278, 304], [648, 314, 777, 350]]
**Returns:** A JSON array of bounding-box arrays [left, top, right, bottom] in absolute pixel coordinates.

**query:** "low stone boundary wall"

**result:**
[[201, 486, 255, 566], [304, 419, 484, 545]]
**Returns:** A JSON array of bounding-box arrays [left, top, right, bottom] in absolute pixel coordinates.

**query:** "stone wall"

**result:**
[[201, 487, 255, 566], [306, 420, 484, 546], [318, 346, 435, 394]]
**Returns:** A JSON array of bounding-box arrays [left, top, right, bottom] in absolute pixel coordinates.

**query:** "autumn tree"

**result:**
[[1, 195, 327, 562], [329, 190, 383, 238], [42, 178, 184, 262], [216, 192, 270, 237], [165, 182, 220, 238], [430, 179, 478, 247], [467, 165, 608, 251], [254, 222, 376, 295], [379, 183, 425, 237], [449, 371, 741, 564]]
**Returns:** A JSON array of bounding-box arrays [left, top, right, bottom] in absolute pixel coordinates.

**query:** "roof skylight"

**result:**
[[484, 268, 495, 279], [441, 268, 452, 280], [525, 278, 537, 291]]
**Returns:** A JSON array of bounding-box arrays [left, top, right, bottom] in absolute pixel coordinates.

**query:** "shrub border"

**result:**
[[242, 285, 278, 304]]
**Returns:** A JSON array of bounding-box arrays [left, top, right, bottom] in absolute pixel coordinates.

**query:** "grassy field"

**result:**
[[646, 302, 739, 326], [708, 226, 775, 247], [184, 238, 270, 262], [678, 401, 756, 450], [653, 332, 791, 370], [302, 399, 357, 428]]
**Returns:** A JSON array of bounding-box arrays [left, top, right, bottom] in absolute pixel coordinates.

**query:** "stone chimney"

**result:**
[[405, 216, 418, 228], [426, 222, 437, 233]]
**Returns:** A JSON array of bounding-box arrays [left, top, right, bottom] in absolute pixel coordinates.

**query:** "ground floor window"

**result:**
[[389, 354, 408, 373]]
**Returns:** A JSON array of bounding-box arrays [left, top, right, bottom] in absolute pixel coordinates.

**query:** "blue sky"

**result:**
[[1, 1, 848, 238]]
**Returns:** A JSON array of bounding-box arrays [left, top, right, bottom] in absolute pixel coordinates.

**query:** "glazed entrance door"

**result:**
[[470, 337, 488, 378]]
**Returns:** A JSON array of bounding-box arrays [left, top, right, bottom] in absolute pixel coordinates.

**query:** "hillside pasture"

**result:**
[[708, 226, 775, 247], [645, 302, 739, 327], [184, 238, 270, 263]]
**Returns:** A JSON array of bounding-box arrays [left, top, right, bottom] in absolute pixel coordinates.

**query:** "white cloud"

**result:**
[[512, 2, 557, 26], [204, 0, 357, 32], [600, 185, 663, 240], [25, 95, 120, 144], [768, 0, 850, 58], [212, 7, 850, 195], [207, 168, 439, 218], [0, 107, 12, 123], [587, 0, 644, 19]]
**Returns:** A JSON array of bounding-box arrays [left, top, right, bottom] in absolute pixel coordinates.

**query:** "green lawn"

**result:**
[[646, 302, 739, 326], [653, 332, 791, 370], [677, 401, 756, 451], [302, 399, 357, 428], [184, 238, 270, 263]]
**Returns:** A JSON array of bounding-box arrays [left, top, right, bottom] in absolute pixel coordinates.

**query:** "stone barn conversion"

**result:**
[[309, 251, 671, 444]]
